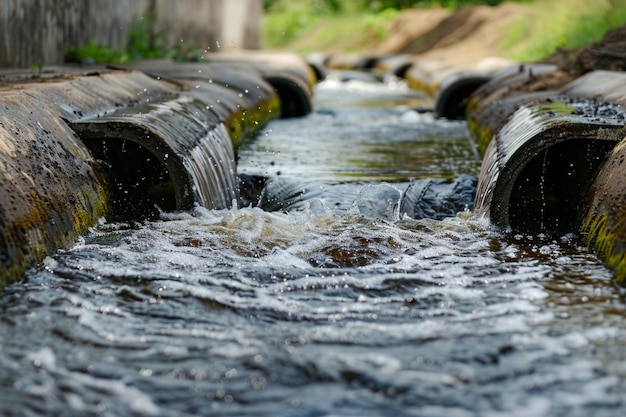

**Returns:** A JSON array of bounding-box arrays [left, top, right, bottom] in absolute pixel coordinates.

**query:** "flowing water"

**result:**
[[1, 75, 625, 417]]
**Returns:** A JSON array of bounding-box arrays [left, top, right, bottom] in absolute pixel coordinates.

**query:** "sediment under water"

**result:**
[[0, 75, 625, 417]]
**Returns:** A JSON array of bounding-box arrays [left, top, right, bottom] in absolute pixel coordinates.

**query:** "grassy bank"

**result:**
[[263, 0, 626, 61], [263, 7, 398, 55], [501, 0, 626, 61]]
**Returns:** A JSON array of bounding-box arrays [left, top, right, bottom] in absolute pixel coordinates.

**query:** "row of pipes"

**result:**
[[0, 53, 316, 286], [1, 50, 626, 286], [343, 53, 626, 285]]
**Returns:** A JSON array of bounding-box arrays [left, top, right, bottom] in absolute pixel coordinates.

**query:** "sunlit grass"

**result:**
[[263, 9, 398, 53], [263, 0, 626, 61], [500, 0, 626, 61]]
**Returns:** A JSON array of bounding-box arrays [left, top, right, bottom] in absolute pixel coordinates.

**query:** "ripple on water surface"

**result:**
[[1, 205, 625, 417]]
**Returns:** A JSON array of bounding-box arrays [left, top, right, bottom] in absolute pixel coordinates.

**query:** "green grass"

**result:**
[[263, 8, 398, 53], [264, 0, 626, 61], [500, 0, 626, 61], [64, 18, 203, 64]]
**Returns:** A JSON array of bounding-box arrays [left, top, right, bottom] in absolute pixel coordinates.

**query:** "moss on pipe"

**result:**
[[581, 138, 626, 287], [0, 186, 109, 287], [583, 212, 626, 286], [225, 94, 281, 147]]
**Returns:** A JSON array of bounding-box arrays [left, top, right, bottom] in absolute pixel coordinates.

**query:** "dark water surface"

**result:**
[[1, 76, 625, 417]]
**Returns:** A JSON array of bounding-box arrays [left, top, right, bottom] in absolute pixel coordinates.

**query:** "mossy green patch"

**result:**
[[0, 185, 110, 288], [226, 95, 281, 148], [467, 117, 493, 158], [583, 211, 626, 286]]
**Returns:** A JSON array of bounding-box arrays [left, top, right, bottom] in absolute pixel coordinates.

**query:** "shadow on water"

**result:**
[[1, 73, 625, 417]]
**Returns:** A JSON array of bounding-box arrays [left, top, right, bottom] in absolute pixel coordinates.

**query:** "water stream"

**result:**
[[1, 75, 625, 417]]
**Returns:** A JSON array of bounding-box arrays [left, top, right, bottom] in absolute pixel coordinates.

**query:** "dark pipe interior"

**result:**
[[86, 139, 176, 221], [435, 77, 489, 120], [508, 138, 614, 235], [264, 76, 312, 118], [393, 63, 412, 79], [307, 62, 327, 84]]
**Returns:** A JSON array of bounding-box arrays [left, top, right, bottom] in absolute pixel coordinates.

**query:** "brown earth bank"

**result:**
[[374, 2, 529, 67], [324, 2, 626, 92]]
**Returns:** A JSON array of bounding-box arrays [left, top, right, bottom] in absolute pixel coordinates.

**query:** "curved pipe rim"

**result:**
[[263, 74, 313, 118]]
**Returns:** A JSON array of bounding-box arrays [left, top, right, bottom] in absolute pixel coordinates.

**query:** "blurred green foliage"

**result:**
[[64, 16, 202, 64], [262, 0, 526, 52], [264, 0, 626, 62], [263, 0, 514, 14], [500, 0, 626, 61]]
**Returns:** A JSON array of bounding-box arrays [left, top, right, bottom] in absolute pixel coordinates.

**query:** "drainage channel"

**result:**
[[0, 73, 624, 417]]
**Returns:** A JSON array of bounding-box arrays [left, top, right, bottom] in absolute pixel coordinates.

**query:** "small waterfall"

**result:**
[[71, 94, 241, 219], [186, 124, 239, 209]]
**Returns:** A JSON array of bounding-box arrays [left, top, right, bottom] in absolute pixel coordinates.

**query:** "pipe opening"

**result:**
[[508, 138, 614, 235], [393, 62, 412, 79], [86, 138, 176, 221], [435, 76, 490, 120], [264, 75, 312, 118]]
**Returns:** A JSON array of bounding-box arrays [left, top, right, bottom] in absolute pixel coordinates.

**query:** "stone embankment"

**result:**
[[0, 53, 315, 286]]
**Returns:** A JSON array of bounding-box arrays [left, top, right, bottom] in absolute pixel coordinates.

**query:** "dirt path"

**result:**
[[344, 2, 626, 90], [374, 2, 530, 66]]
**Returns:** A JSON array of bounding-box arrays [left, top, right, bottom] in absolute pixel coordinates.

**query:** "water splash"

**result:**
[[186, 123, 239, 209]]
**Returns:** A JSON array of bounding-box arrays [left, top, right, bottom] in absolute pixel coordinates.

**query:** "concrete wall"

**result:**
[[0, 0, 262, 68]]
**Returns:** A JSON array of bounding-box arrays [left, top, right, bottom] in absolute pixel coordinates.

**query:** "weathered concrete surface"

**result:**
[[0, 0, 148, 68], [583, 139, 626, 286], [113, 52, 314, 121], [0, 0, 263, 68], [0, 53, 310, 286], [567, 72, 626, 286], [180, 51, 317, 117], [70, 61, 281, 217], [466, 63, 562, 156], [0, 69, 178, 285], [303, 23, 626, 284]]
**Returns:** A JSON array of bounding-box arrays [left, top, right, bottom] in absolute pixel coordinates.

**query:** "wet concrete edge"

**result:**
[[0, 53, 314, 287]]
